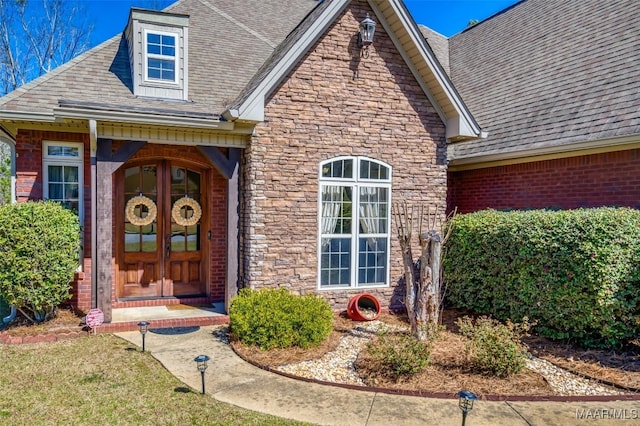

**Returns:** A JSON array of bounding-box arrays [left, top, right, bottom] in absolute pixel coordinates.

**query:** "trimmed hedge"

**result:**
[[229, 288, 334, 350], [0, 201, 80, 323], [444, 208, 640, 348]]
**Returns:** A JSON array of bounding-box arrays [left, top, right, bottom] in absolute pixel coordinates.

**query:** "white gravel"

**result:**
[[275, 321, 632, 396], [525, 356, 629, 396], [275, 321, 385, 385]]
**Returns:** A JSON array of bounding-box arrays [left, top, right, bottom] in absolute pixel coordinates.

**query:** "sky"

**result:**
[[85, 0, 520, 47]]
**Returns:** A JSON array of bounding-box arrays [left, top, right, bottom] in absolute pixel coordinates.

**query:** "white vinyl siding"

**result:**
[[125, 10, 189, 100]]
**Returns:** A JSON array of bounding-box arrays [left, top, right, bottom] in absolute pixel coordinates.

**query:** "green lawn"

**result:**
[[0, 335, 306, 425]]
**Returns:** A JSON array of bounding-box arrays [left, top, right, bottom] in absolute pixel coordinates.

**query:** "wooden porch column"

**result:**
[[95, 139, 146, 322], [197, 146, 241, 313], [226, 149, 240, 313], [96, 147, 113, 322]]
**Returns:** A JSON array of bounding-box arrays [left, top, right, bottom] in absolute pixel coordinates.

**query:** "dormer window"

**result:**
[[125, 8, 189, 100], [145, 31, 177, 83]]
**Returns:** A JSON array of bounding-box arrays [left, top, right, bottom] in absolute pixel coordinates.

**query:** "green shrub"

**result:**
[[229, 288, 334, 350], [0, 201, 80, 323], [457, 316, 530, 378], [444, 208, 640, 348], [366, 331, 432, 380]]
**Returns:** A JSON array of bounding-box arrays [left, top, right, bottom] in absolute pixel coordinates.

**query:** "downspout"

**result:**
[[89, 120, 98, 309], [0, 129, 16, 203]]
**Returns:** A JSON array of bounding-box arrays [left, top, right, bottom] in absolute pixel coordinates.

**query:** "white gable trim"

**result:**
[[380, 0, 482, 139], [228, 0, 483, 142], [228, 0, 352, 122]]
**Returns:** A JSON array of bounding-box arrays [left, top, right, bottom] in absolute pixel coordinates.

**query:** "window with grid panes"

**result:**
[[318, 157, 391, 289]]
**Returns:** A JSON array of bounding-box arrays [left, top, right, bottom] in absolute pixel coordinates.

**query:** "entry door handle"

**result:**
[[165, 234, 171, 258]]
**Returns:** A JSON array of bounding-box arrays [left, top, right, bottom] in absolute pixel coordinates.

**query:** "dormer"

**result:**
[[125, 8, 189, 101]]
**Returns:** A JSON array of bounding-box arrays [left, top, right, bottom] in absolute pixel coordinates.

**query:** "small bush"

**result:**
[[457, 316, 530, 378], [229, 288, 333, 350], [0, 201, 80, 323], [366, 331, 432, 380]]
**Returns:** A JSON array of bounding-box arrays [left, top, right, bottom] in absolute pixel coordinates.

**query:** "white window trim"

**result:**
[[143, 29, 178, 85], [317, 156, 392, 290], [43, 141, 84, 224]]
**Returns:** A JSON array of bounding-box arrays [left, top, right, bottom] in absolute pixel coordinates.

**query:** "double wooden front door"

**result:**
[[117, 160, 208, 299]]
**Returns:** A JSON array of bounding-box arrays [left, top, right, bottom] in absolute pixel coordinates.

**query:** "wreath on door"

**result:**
[[172, 196, 202, 227], [125, 195, 157, 226]]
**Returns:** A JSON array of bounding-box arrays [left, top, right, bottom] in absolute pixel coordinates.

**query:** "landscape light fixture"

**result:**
[[194, 354, 210, 394], [137, 321, 150, 352], [358, 13, 376, 57], [457, 390, 478, 426]]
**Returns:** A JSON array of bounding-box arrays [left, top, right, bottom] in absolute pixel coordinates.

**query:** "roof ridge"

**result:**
[[417, 24, 449, 40], [0, 34, 122, 108], [197, 0, 277, 48]]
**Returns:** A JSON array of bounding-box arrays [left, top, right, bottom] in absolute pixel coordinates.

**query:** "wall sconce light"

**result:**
[[457, 390, 478, 426], [358, 13, 376, 57], [194, 354, 210, 394], [137, 321, 150, 352]]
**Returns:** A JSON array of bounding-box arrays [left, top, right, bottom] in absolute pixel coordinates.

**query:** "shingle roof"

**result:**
[[228, 0, 338, 113], [0, 0, 318, 118], [418, 25, 449, 74], [447, 0, 640, 160]]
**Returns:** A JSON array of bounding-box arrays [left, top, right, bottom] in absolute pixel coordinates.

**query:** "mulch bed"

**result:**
[[526, 336, 640, 391], [233, 309, 640, 396], [0, 308, 88, 344]]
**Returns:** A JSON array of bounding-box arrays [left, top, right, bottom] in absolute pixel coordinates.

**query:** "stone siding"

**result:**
[[242, 0, 448, 309]]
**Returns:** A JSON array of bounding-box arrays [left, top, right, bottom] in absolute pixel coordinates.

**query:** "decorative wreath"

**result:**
[[125, 195, 157, 226], [172, 196, 202, 227]]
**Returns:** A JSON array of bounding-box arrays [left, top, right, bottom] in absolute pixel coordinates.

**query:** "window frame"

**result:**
[[143, 29, 178, 84], [317, 156, 392, 290], [43, 141, 84, 224]]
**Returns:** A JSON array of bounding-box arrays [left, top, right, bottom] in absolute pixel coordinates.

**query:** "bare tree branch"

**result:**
[[0, 0, 92, 95]]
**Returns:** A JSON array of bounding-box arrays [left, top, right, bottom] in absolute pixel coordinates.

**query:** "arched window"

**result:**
[[318, 157, 391, 289]]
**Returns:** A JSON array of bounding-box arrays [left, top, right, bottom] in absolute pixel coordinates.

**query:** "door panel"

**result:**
[[117, 160, 207, 299], [120, 164, 162, 298], [167, 164, 205, 296]]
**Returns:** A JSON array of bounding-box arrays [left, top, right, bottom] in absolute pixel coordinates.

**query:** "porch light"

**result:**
[[457, 390, 478, 426], [358, 13, 376, 52], [137, 321, 150, 352], [194, 354, 210, 394]]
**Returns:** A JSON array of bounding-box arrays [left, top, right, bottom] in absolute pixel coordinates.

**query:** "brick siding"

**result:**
[[15, 133, 228, 312], [241, 0, 448, 309], [448, 149, 640, 213], [15, 130, 93, 311]]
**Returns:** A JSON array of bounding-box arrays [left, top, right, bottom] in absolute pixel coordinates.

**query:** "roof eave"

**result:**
[[227, 0, 351, 122], [53, 106, 235, 131], [448, 134, 640, 170], [379, 0, 483, 140]]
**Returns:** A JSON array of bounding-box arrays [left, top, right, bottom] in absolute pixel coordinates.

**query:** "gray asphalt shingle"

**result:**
[[447, 0, 640, 159], [0, 0, 319, 118]]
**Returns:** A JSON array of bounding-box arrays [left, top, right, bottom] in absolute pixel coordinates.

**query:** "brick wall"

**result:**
[[448, 149, 640, 213], [15, 129, 93, 311], [242, 0, 448, 309]]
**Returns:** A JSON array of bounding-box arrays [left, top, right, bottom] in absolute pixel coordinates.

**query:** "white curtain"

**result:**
[[359, 186, 383, 244], [321, 186, 343, 248]]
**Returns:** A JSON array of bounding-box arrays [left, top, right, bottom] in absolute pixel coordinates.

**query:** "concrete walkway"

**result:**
[[116, 325, 639, 426]]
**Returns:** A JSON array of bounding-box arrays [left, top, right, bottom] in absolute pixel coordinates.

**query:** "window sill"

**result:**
[[317, 283, 389, 291]]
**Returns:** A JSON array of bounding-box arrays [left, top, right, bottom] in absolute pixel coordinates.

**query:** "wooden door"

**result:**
[[117, 160, 208, 299]]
